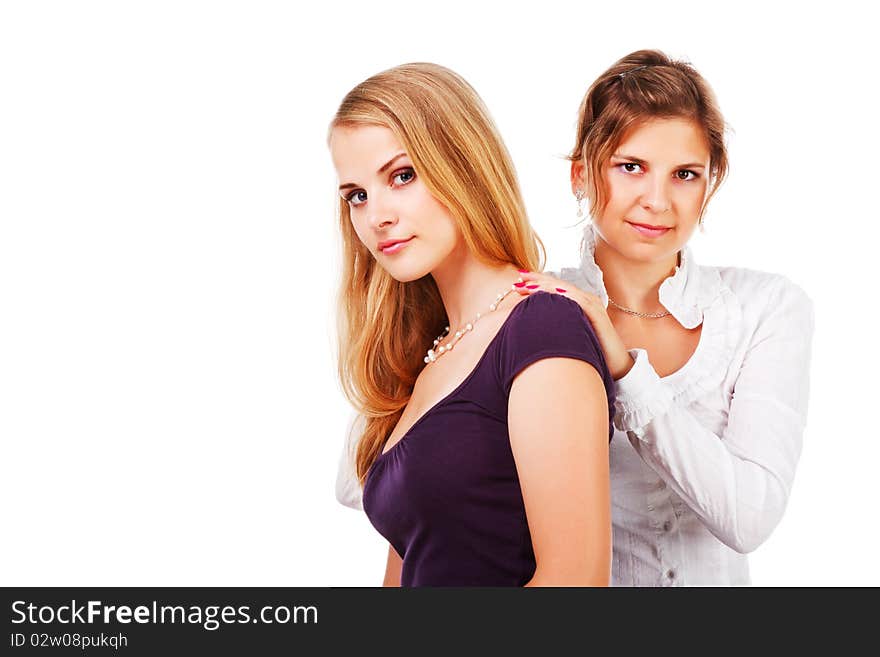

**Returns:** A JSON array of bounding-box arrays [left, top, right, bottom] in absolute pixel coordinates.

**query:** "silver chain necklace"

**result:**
[[607, 296, 671, 319]]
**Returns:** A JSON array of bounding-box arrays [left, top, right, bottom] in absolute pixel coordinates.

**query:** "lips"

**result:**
[[626, 221, 671, 238], [377, 237, 414, 254]]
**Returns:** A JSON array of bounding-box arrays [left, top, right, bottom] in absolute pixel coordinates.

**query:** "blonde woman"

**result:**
[[329, 63, 616, 586], [338, 51, 814, 586]]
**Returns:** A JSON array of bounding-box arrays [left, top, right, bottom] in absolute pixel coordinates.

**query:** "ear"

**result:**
[[570, 160, 587, 196]]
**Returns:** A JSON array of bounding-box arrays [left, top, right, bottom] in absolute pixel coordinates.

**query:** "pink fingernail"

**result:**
[[556, 287, 567, 293], [518, 269, 530, 274], [526, 285, 539, 289], [514, 281, 526, 287]]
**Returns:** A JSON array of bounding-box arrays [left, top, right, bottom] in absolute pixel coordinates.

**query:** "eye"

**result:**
[[618, 162, 643, 174], [346, 190, 368, 207], [392, 168, 416, 186], [676, 169, 699, 181]]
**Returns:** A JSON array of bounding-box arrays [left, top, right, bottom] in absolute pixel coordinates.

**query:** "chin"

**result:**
[[386, 270, 430, 283], [610, 235, 679, 264], [375, 259, 434, 283]]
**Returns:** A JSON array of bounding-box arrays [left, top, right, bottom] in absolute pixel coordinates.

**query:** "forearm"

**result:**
[[628, 405, 801, 553]]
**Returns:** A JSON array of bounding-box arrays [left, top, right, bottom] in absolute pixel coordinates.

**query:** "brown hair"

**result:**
[[330, 63, 544, 483], [569, 49, 729, 220]]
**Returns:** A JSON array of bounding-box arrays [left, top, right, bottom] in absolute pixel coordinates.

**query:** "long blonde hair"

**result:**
[[330, 63, 544, 483]]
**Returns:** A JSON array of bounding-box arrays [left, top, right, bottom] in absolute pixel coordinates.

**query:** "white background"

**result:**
[[1, 1, 876, 586]]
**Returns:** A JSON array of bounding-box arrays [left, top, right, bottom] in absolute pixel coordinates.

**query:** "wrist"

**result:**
[[609, 350, 635, 381]]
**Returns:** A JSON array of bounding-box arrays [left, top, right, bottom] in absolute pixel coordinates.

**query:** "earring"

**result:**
[[575, 189, 585, 218]]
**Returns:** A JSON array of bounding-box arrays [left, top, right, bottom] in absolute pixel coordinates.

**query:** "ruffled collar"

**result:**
[[570, 223, 723, 330], [556, 222, 744, 418]]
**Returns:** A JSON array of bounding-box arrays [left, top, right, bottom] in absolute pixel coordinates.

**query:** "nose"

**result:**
[[640, 174, 671, 214], [366, 188, 398, 231]]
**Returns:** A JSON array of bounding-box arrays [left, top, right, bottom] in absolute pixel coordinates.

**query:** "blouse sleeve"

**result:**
[[335, 411, 365, 511], [613, 277, 814, 553]]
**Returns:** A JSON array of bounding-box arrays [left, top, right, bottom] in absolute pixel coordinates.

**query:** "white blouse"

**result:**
[[335, 224, 814, 586]]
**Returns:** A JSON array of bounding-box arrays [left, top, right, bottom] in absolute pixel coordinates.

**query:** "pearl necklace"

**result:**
[[424, 279, 522, 365]]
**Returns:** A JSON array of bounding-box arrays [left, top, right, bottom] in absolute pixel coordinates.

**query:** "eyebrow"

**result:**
[[338, 152, 408, 192], [612, 153, 706, 169]]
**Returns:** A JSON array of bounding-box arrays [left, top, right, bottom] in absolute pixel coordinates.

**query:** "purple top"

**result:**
[[362, 292, 615, 586]]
